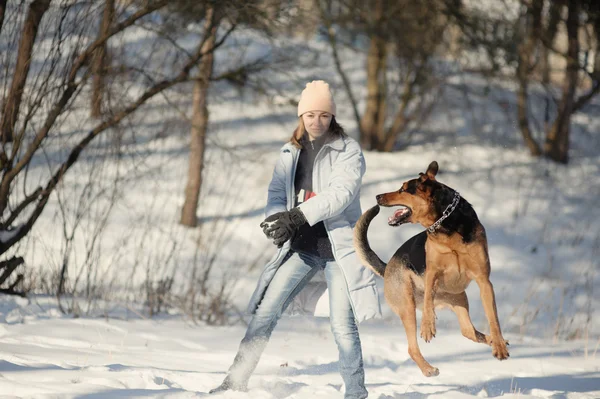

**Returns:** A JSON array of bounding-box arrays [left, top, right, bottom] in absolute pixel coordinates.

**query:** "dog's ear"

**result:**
[[425, 161, 438, 179]]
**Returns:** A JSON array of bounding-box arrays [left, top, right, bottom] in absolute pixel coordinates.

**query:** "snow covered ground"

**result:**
[[0, 296, 599, 398]]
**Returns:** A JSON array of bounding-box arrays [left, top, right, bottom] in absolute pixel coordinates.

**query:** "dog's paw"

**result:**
[[421, 366, 440, 377], [420, 317, 436, 343], [485, 335, 509, 347], [491, 337, 510, 360]]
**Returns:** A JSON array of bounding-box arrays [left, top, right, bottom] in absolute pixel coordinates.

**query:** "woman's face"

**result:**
[[302, 111, 332, 140]]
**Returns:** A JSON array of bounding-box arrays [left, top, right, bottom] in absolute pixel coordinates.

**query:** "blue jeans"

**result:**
[[226, 251, 368, 399]]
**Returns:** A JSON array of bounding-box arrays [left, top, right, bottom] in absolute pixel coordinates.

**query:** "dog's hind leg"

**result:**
[[444, 292, 490, 345], [476, 276, 510, 360], [464, 245, 510, 360]]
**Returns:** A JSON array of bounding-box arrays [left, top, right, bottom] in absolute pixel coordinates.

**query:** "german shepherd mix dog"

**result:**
[[354, 161, 509, 377]]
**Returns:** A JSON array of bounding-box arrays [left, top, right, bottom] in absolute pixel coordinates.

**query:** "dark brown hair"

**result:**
[[289, 116, 347, 149]]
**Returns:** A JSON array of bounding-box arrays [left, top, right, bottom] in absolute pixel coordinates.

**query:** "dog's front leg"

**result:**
[[477, 276, 509, 360], [420, 269, 439, 342]]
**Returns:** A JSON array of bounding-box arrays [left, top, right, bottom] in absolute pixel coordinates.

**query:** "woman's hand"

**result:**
[[260, 213, 283, 239], [260, 208, 307, 247]]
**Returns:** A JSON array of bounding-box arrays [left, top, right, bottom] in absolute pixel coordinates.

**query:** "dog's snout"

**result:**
[[376, 194, 385, 205]]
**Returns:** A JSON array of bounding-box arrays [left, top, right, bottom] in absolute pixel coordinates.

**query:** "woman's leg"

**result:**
[[325, 261, 368, 399], [213, 251, 319, 392]]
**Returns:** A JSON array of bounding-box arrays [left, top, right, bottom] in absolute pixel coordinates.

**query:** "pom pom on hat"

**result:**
[[297, 80, 336, 117]]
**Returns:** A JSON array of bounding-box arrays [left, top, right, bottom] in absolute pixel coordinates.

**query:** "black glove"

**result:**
[[260, 208, 307, 247], [260, 212, 284, 239]]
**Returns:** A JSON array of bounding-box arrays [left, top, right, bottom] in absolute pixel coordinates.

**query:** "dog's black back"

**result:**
[[393, 231, 427, 275]]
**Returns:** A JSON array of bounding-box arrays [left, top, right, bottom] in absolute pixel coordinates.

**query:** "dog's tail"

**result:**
[[354, 205, 387, 277]]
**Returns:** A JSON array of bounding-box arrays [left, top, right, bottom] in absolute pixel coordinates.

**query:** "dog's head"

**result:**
[[376, 161, 443, 227]]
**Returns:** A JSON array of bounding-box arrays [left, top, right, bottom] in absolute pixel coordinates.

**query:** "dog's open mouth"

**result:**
[[388, 206, 412, 226]]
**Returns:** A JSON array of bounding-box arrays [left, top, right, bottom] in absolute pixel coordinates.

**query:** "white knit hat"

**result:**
[[297, 80, 336, 116]]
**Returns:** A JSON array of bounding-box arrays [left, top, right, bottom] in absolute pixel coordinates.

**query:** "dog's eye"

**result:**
[[398, 188, 404, 193]]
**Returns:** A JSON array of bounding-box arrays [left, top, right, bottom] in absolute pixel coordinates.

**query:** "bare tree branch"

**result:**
[[0, 30, 212, 254], [1, 186, 42, 229], [515, 0, 543, 156], [0, 1, 170, 217]]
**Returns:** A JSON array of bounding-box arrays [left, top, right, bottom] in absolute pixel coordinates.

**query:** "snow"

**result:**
[[0, 297, 599, 398]]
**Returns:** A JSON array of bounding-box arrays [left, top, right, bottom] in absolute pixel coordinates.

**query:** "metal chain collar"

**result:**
[[427, 191, 461, 234]]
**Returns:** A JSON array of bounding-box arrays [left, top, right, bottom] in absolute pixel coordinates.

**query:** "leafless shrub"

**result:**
[[172, 149, 268, 325]]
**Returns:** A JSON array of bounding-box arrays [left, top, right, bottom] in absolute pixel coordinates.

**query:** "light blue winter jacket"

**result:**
[[246, 134, 382, 323]]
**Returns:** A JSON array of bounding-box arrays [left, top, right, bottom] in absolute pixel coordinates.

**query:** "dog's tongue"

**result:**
[[388, 207, 409, 224]]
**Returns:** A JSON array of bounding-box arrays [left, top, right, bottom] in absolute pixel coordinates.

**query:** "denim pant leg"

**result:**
[[325, 261, 368, 399], [227, 251, 319, 386]]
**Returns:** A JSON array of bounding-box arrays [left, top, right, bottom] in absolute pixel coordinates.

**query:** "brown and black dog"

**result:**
[[354, 161, 509, 377]]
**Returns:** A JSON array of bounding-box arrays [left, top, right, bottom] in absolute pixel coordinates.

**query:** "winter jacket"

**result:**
[[246, 134, 382, 323]]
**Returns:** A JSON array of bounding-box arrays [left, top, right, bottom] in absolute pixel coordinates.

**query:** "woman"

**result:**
[[210, 80, 381, 399]]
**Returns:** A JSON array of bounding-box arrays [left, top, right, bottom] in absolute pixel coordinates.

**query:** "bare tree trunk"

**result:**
[[544, 0, 579, 164], [382, 77, 412, 152], [374, 43, 388, 151], [540, 0, 562, 83], [180, 8, 217, 227], [0, 0, 7, 35], [572, 3, 600, 112], [515, 0, 543, 156], [517, 80, 542, 155], [0, 0, 51, 143], [540, 0, 562, 135], [91, 0, 115, 118], [359, 0, 386, 151]]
